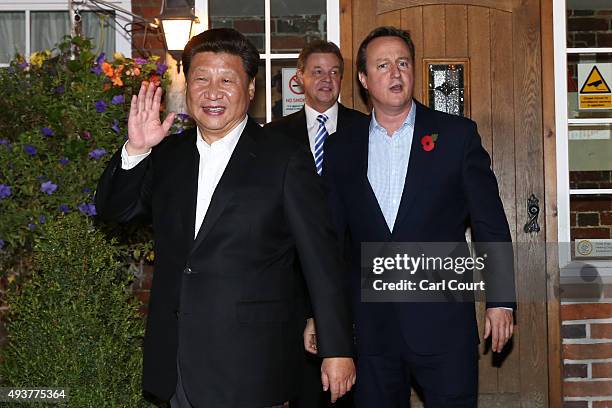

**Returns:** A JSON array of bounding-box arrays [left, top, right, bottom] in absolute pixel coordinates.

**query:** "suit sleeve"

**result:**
[[94, 147, 153, 224], [462, 123, 516, 310], [283, 145, 354, 358]]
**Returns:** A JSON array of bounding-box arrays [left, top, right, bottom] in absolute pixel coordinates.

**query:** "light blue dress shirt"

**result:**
[[367, 102, 416, 231]]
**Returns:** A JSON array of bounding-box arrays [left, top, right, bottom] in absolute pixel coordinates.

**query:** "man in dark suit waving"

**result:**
[[265, 40, 365, 408], [321, 27, 516, 407], [95, 28, 355, 408]]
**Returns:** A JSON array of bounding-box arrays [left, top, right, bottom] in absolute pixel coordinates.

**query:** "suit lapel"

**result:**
[[175, 129, 199, 251], [392, 102, 431, 236], [189, 119, 258, 255], [352, 116, 393, 239], [289, 108, 309, 146]]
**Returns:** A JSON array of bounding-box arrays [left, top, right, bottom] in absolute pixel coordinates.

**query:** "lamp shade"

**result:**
[[159, 0, 197, 51], [161, 19, 193, 51]]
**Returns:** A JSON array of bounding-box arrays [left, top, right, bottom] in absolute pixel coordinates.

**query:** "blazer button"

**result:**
[[184, 267, 193, 274]]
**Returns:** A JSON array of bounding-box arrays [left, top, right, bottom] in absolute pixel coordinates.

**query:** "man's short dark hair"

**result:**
[[182, 28, 260, 80], [356, 26, 415, 75], [297, 40, 344, 74]]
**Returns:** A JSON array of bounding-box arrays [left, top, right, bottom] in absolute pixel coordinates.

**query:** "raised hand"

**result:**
[[126, 82, 176, 155]]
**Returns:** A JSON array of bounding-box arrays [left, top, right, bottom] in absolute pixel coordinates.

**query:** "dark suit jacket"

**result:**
[[95, 118, 353, 407], [265, 103, 368, 148], [323, 100, 516, 355], [264, 104, 367, 316]]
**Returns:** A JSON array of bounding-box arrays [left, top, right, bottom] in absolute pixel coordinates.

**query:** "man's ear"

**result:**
[[296, 69, 304, 85], [358, 72, 368, 90], [248, 78, 256, 100]]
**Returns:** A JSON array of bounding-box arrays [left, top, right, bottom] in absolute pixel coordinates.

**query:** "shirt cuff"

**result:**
[[488, 307, 514, 311], [121, 141, 151, 170]]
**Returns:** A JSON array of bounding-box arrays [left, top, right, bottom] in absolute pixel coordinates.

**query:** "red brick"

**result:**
[[571, 33, 597, 47], [571, 197, 612, 212], [233, 20, 265, 34], [564, 343, 612, 360], [594, 401, 612, 408], [134, 290, 150, 305], [571, 213, 577, 227], [593, 362, 612, 378], [564, 401, 588, 408], [593, 324, 612, 339], [564, 380, 612, 397], [562, 303, 612, 320], [599, 34, 612, 47], [571, 227, 611, 239], [568, 17, 610, 32], [271, 36, 307, 51], [578, 213, 600, 227], [565, 363, 588, 378], [602, 212, 612, 226]]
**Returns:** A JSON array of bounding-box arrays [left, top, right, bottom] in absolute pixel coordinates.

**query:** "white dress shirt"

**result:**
[[120, 116, 248, 238], [304, 102, 338, 158]]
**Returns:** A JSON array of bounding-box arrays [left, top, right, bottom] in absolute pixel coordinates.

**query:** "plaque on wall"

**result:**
[[422, 58, 470, 117]]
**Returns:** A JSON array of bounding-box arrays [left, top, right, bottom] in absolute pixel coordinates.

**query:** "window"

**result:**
[[554, 0, 612, 274], [203, 0, 340, 124], [0, 0, 132, 67]]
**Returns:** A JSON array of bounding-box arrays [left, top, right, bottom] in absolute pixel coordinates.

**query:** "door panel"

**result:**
[[341, 0, 548, 405]]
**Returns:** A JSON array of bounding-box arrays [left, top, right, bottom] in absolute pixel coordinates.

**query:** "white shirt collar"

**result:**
[[196, 115, 248, 152], [304, 102, 339, 135]]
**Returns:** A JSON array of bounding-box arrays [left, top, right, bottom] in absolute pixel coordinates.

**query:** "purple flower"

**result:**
[[91, 65, 103, 75], [82, 130, 92, 141], [111, 94, 124, 105], [177, 113, 190, 121], [0, 139, 9, 146], [82, 187, 92, 193], [95, 100, 108, 113], [54, 84, 65, 94], [41, 180, 58, 195], [77, 202, 97, 216], [18, 61, 28, 69], [39, 215, 46, 224], [111, 120, 121, 134], [0, 239, 5, 250], [0, 184, 11, 199], [28, 223, 36, 231], [59, 157, 70, 165], [23, 144, 37, 156], [134, 57, 147, 65], [59, 204, 70, 214], [89, 148, 107, 160], [96, 53, 106, 65], [156, 62, 168, 75], [41, 127, 54, 137]]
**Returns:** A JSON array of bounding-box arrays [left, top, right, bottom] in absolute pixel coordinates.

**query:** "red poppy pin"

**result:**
[[421, 133, 438, 152]]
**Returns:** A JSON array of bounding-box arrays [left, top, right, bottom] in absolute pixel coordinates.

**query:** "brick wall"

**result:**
[[562, 302, 612, 407], [130, 0, 166, 59], [570, 172, 612, 242]]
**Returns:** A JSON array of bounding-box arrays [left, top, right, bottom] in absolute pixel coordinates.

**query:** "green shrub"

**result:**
[[0, 213, 148, 407]]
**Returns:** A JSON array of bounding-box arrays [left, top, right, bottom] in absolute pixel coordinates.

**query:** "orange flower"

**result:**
[[103, 83, 111, 91], [149, 74, 161, 86], [101, 62, 114, 77], [111, 65, 124, 87]]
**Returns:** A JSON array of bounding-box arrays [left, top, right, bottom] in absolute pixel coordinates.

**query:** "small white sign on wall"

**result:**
[[282, 68, 305, 116], [575, 239, 612, 258]]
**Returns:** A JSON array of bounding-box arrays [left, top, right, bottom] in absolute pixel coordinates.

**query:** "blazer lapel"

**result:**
[[392, 101, 431, 236], [352, 116, 392, 239], [189, 119, 258, 255], [288, 108, 309, 146], [175, 129, 199, 252]]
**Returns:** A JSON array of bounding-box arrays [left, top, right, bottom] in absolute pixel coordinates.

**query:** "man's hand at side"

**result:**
[[484, 307, 514, 353], [303, 318, 317, 355], [126, 82, 176, 155], [321, 357, 356, 403]]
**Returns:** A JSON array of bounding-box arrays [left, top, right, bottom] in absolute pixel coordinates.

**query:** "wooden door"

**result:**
[[340, 0, 549, 406]]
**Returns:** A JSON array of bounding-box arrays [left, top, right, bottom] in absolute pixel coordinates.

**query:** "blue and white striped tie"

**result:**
[[314, 114, 329, 175]]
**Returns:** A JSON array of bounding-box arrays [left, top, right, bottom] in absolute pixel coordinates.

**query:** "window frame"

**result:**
[[553, 0, 612, 275], [197, 0, 340, 123], [0, 0, 132, 67]]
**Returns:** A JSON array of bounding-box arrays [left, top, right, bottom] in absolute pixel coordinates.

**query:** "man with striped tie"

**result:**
[[266, 40, 366, 408]]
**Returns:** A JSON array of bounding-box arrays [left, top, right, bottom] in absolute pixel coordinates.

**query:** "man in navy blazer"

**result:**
[[321, 26, 516, 407]]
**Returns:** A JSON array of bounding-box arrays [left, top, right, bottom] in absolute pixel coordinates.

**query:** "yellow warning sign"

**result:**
[[579, 63, 612, 109], [580, 66, 611, 94]]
